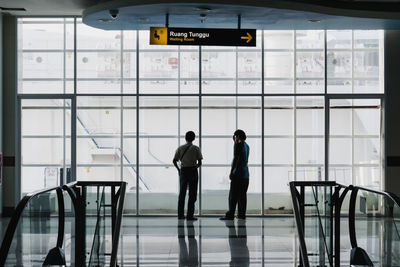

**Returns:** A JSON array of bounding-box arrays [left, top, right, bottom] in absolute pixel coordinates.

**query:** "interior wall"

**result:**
[[2, 15, 17, 215], [385, 30, 400, 197]]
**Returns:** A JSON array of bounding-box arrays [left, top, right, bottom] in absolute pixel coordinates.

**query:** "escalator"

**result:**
[[0, 181, 126, 267], [291, 181, 400, 267]]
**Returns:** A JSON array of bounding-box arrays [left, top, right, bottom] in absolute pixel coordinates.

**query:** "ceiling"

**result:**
[[3, 0, 400, 29]]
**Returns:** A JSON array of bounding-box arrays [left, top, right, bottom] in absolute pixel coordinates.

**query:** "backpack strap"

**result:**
[[180, 144, 192, 161]]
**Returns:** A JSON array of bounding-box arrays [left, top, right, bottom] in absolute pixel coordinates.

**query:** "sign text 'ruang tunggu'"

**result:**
[[150, 27, 256, 47]]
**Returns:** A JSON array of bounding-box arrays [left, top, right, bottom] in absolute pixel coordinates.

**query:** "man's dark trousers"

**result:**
[[178, 167, 198, 218], [226, 178, 249, 218]]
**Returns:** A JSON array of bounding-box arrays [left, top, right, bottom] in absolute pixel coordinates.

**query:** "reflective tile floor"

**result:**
[[1, 216, 391, 266], [118, 217, 299, 266]]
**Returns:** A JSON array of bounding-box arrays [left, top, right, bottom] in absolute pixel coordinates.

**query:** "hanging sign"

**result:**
[[150, 27, 256, 47]]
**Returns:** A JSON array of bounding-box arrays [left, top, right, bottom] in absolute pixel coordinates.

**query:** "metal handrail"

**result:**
[[291, 181, 400, 267], [110, 182, 126, 267], [0, 181, 127, 267], [348, 185, 400, 249], [290, 181, 349, 267], [0, 185, 66, 266], [289, 182, 310, 267]]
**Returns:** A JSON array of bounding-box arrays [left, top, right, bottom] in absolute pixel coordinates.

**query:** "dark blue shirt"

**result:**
[[232, 142, 250, 179]]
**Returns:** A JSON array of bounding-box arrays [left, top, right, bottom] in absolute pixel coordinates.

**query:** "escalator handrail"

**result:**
[[0, 185, 66, 266], [110, 182, 126, 267], [348, 185, 400, 250], [289, 182, 310, 267]]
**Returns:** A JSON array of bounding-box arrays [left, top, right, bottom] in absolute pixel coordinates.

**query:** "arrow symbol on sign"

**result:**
[[241, 32, 252, 43]]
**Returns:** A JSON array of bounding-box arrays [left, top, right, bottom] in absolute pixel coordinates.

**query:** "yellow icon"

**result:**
[[150, 27, 168, 45], [241, 32, 253, 43]]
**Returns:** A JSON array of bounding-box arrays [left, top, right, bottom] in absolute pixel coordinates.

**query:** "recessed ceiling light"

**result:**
[[195, 7, 212, 12], [99, 18, 113, 22], [309, 19, 321, 23]]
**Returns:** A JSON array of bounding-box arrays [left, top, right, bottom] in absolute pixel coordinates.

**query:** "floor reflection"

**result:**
[[120, 217, 298, 266], [225, 220, 249, 267], [178, 220, 198, 266]]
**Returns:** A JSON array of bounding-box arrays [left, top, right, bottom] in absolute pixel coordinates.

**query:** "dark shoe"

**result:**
[[186, 217, 198, 221], [237, 216, 246, 220], [219, 216, 234, 221], [178, 216, 186, 220]]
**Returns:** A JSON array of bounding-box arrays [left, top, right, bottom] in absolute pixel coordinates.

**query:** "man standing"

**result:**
[[173, 131, 203, 221], [220, 129, 250, 220]]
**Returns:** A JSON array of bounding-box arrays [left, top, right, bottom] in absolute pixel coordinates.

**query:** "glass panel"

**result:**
[[77, 52, 121, 79], [77, 166, 120, 181], [264, 97, 294, 135], [265, 80, 293, 94], [180, 50, 200, 79], [202, 51, 236, 79], [123, 30, 137, 50], [139, 97, 199, 214], [354, 30, 381, 49], [353, 99, 381, 136], [296, 79, 324, 94], [330, 138, 352, 165], [202, 96, 260, 214], [76, 22, 121, 50], [329, 98, 382, 187], [202, 97, 235, 136], [327, 51, 352, 78], [329, 166, 352, 185], [21, 99, 70, 195], [264, 167, 293, 213], [296, 52, 325, 78], [238, 51, 261, 79], [296, 96, 324, 136], [354, 51, 379, 78], [264, 30, 294, 50], [327, 30, 352, 49], [21, 22, 64, 49], [77, 96, 121, 181], [265, 52, 293, 78], [139, 51, 179, 79], [202, 80, 236, 94], [354, 138, 380, 165], [330, 99, 353, 135], [238, 80, 261, 94], [23, 52, 64, 78], [354, 79, 381, 94], [296, 30, 324, 49], [354, 167, 380, 189], [328, 79, 352, 94]]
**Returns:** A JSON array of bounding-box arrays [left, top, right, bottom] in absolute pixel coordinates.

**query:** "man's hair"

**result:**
[[234, 129, 246, 141], [185, 131, 195, 142]]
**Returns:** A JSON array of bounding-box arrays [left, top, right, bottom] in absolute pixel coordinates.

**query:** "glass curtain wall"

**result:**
[[18, 18, 384, 215]]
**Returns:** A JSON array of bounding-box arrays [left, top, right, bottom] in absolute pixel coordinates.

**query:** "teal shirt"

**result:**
[[232, 142, 250, 179]]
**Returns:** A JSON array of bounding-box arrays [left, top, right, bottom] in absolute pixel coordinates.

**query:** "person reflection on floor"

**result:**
[[225, 220, 250, 267], [178, 220, 199, 267]]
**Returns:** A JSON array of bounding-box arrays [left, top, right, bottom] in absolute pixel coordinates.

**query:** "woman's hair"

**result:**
[[234, 129, 246, 141]]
